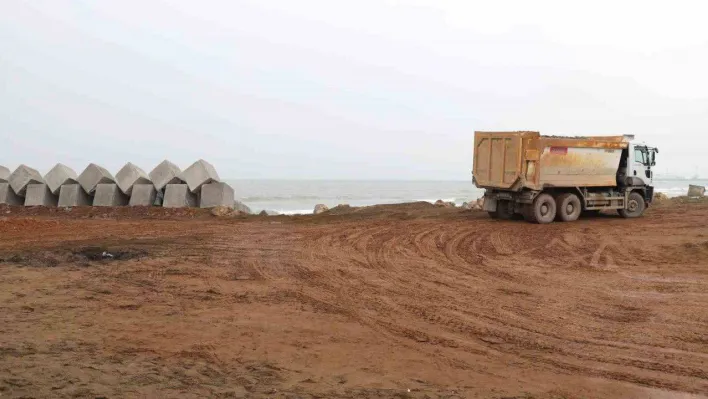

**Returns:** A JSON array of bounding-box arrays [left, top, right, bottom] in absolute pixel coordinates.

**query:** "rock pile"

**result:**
[[653, 192, 669, 204], [314, 204, 329, 214], [462, 197, 485, 210], [434, 200, 456, 208]]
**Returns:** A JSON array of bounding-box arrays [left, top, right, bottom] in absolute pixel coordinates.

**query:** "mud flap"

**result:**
[[483, 196, 497, 212], [645, 186, 654, 206]]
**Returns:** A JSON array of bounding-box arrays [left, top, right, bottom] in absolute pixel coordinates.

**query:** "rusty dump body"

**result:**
[[473, 131, 629, 192]]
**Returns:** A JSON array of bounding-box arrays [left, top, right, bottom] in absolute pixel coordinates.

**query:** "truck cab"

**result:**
[[618, 142, 658, 201], [628, 142, 657, 186]]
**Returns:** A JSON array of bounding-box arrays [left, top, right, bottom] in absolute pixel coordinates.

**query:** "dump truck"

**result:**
[[472, 131, 659, 223]]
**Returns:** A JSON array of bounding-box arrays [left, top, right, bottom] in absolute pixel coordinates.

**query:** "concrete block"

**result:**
[[0, 165, 10, 183], [0, 183, 23, 205], [44, 163, 78, 195], [149, 160, 183, 192], [24, 184, 58, 206], [128, 184, 157, 206], [200, 182, 235, 208], [116, 162, 151, 195], [93, 184, 129, 206], [58, 184, 92, 207], [688, 184, 705, 198], [9, 165, 44, 197], [77, 163, 115, 194], [163, 184, 198, 208], [180, 159, 220, 193]]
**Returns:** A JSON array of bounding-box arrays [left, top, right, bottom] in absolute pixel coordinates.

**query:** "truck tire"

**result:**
[[555, 193, 581, 222], [619, 192, 646, 218], [489, 200, 514, 220], [528, 193, 556, 224], [522, 204, 535, 222]]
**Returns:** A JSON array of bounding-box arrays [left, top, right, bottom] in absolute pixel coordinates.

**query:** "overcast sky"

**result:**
[[2, 0, 707, 179]]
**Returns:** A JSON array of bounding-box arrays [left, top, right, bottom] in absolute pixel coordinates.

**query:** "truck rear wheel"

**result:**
[[555, 193, 581, 222], [619, 192, 646, 218], [489, 200, 514, 220], [528, 193, 556, 224]]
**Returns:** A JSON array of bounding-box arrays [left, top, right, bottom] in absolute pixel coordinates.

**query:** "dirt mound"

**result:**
[[312, 201, 445, 220], [323, 204, 354, 215], [667, 195, 708, 205], [434, 199, 455, 208]]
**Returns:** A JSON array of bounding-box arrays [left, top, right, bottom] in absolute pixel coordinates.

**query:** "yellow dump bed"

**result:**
[[473, 131, 629, 191]]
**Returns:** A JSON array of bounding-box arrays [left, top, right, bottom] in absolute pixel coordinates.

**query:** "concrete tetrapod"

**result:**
[[0, 183, 23, 205], [200, 182, 235, 208], [149, 160, 183, 192], [0, 166, 10, 183], [115, 162, 151, 195], [163, 184, 198, 208], [44, 164, 78, 195], [93, 184, 129, 206], [58, 184, 92, 207], [77, 163, 115, 195], [129, 184, 158, 206], [180, 159, 220, 193], [9, 165, 44, 197], [24, 184, 58, 206]]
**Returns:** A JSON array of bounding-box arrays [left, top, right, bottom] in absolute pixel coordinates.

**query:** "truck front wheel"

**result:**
[[619, 192, 646, 218], [527, 193, 556, 224], [556, 193, 581, 222]]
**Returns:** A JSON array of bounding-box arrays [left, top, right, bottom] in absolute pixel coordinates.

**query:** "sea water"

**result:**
[[225, 179, 708, 215]]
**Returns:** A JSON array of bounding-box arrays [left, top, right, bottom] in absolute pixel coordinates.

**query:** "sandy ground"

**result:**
[[1, 201, 707, 399]]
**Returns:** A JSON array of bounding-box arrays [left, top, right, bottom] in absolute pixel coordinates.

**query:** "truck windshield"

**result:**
[[634, 148, 648, 165]]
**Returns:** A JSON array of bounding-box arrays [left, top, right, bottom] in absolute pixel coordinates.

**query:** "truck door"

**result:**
[[629, 144, 653, 186]]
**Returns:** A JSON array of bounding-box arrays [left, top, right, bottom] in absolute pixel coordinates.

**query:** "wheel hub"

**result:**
[[566, 203, 574, 214], [628, 200, 638, 212]]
